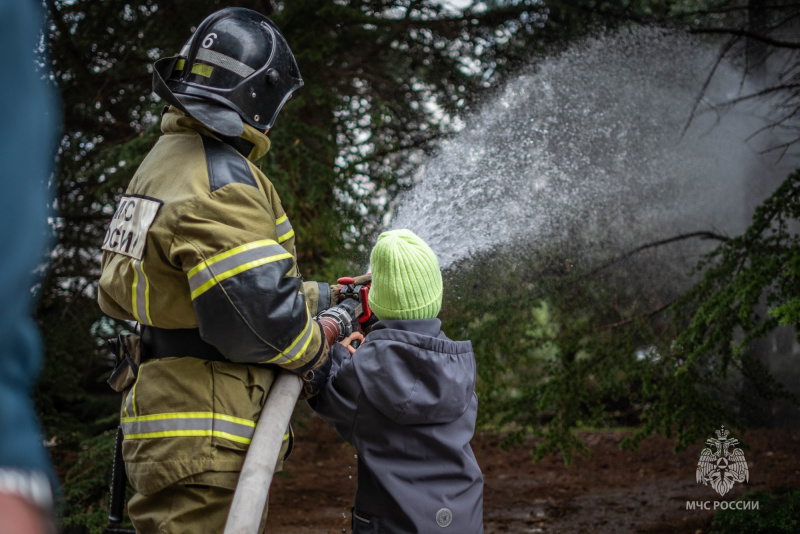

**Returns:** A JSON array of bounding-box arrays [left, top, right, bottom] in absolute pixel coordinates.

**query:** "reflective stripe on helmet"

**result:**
[[121, 412, 256, 444], [196, 48, 255, 78], [187, 239, 293, 300], [190, 63, 213, 78]]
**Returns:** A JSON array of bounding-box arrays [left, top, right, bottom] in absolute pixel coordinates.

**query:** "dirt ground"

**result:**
[[267, 410, 800, 533]]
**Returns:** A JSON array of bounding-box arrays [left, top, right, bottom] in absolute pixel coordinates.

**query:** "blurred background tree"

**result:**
[[36, 0, 800, 529], [41, 1, 619, 527], [39, 0, 650, 464]]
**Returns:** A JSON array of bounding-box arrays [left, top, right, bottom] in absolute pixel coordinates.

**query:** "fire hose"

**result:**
[[224, 274, 373, 533], [223, 371, 303, 534]]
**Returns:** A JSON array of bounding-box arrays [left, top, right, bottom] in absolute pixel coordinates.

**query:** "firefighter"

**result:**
[[97, 8, 352, 532]]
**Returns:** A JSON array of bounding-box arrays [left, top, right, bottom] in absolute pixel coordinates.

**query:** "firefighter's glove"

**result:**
[[316, 305, 354, 347]]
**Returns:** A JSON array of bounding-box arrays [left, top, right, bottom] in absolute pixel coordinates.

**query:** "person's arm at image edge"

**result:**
[[0, 0, 59, 530]]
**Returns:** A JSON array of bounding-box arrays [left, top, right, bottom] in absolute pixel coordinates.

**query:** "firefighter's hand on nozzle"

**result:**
[[316, 305, 354, 347], [339, 332, 364, 354], [329, 284, 343, 306]]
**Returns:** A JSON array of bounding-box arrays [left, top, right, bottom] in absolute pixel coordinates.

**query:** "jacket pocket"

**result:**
[[210, 361, 274, 453], [352, 508, 380, 533]]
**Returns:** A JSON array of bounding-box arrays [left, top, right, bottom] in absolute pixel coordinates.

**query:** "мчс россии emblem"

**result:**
[[696, 426, 749, 496]]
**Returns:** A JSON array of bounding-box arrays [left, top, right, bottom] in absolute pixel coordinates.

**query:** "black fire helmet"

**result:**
[[152, 7, 303, 137]]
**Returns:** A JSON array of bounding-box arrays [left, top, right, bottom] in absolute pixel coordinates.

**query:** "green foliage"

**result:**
[[711, 489, 800, 534], [41, 0, 800, 523], [441, 170, 800, 463], [678, 170, 800, 358], [45, 0, 638, 524], [39, 0, 650, 453], [643, 170, 800, 450], [441, 240, 671, 463], [59, 431, 133, 534], [39, 0, 551, 454]]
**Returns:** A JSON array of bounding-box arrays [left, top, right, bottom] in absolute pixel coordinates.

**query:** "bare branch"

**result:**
[[682, 37, 739, 139], [583, 231, 730, 281], [722, 83, 800, 106], [690, 26, 800, 49], [744, 106, 800, 142], [763, 8, 800, 31], [758, 134, 800, 158], [600, 301, 674, 330], [673, 3, 800, 18]]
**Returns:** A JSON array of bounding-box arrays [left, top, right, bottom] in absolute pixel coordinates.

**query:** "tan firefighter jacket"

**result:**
[[98, 109, 330, 495]]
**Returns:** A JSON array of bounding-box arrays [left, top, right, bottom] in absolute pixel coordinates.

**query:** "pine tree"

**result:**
[[41, 0, 626, 468]]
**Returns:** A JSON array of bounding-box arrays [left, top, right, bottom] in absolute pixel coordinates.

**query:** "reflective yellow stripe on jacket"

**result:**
[[261, 308, 314, 366], [120, 412, 292, 446], [187, 239, 292, 300], [121, 412, 257, 445], [186, 239, 314, 365], [131, 259, 152, 325], [275, 214, 294, 243]]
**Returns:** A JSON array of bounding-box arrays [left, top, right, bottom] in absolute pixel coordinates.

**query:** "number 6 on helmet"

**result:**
[[152, 7, 303, 137]]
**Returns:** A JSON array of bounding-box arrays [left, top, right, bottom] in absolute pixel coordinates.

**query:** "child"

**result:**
[[309, 229, 484, 533]]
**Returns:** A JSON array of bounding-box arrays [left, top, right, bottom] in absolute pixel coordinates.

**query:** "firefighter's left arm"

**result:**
[[170, 182, 327, 374]]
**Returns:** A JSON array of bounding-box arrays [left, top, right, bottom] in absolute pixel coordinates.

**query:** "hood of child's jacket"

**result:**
[[353, 319, 476, 425]]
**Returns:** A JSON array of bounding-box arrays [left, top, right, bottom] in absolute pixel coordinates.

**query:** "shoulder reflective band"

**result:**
[[196, 48, 255, 78], [121, 412, 257, 445], [131, 259, 152, 325], [275, 214, 294, 244], [187, 239, 292, 300], [260, 309, 314, 366]]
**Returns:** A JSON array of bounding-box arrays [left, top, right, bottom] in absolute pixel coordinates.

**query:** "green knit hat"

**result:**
[[368, 229, 443, 320]]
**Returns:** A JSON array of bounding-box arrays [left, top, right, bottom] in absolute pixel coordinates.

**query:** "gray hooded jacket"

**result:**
[[308, 318, 484, 533]]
